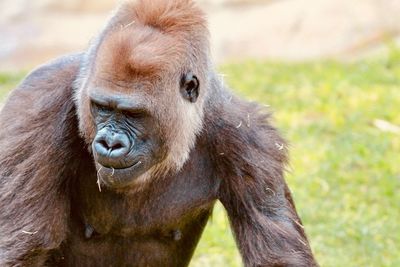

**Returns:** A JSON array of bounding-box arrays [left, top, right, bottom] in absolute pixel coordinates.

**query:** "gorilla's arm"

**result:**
[[207, 82, 318, 267], [0, 54, 82, 266]]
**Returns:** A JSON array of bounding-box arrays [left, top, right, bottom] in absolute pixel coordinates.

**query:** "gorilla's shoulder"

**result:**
[[0, 53, 83, 127], [20, 53, 83, 92]]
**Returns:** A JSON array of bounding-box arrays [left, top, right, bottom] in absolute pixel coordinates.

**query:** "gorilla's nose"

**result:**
[[93, 129, 131, 167]]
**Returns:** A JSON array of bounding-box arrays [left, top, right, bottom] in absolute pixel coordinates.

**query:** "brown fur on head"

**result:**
[[74, 0, 211, 184]]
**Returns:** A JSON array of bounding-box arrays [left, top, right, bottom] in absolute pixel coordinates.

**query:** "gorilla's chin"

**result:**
[[96, 160, 147, 189]]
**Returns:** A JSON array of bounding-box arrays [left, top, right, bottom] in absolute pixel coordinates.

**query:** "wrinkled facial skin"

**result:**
[[84, 70, 202, 189], [90, 97, 165, 189]]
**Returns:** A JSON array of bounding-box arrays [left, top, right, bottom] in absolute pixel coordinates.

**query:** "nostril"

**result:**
[[98, 139, 110, 150], [96, 139, 124, 150], [97, 139, 125, 152], [93, 131, 132, 168], [112, 143, 123, 150], [93, 131, 131, 160]]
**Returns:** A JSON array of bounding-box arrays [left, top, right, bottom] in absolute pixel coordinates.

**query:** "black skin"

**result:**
[[90, 99, 163, 188], [90, 72, 198, 188]]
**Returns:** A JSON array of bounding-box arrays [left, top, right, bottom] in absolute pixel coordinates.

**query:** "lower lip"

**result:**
[[96, 160, 143, 188]]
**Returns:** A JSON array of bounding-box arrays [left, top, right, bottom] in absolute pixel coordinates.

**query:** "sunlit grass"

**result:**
[[0, 72, 24, 102], [1, 52, 399, 266]]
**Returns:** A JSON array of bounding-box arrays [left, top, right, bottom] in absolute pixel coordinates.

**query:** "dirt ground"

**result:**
[[0, 0, 399, 71]]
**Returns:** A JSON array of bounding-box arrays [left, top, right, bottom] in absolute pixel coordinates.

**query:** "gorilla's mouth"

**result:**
[[101, 160, 142, 170], [96, 160, 145, 189]]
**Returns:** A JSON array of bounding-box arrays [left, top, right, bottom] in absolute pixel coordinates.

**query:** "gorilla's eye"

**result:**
[[91, 101, 113, 114], [180, 72, 199, 103], [122, 108, 148, 119]]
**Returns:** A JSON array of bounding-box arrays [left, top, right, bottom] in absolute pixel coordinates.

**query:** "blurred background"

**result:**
[[1, 0, 400, 69], [0, 0, 399, 266]]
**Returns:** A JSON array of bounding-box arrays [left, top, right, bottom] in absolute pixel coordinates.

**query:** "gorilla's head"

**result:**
[[75, 0, 210, 189]]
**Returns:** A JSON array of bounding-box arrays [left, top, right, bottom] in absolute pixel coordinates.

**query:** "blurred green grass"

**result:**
[[0, 72, 26, 102], [1, 52, 399, 266]]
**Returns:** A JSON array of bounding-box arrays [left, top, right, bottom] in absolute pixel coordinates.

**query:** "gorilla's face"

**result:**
[[76, 25, 207, 189], [84, 71, 202, 189], [89, 91, 166, 188]]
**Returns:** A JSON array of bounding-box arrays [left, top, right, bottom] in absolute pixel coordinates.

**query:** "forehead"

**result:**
[[94, 24, 185, 82]]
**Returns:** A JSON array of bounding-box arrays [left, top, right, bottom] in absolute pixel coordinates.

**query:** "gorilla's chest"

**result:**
[[59, 195, 214, 267], [75, 158, 218, 236], [58, 158, 218, 266], [58, 203, 213, 267], [57, 148, 219, 266], [79, 177, 217, 237]]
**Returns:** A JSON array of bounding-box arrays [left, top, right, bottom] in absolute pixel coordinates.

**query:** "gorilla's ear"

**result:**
[[180, 72, 199, 103]]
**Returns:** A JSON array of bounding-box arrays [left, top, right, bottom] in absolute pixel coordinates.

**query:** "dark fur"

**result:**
[[0, 1, 318, 266]]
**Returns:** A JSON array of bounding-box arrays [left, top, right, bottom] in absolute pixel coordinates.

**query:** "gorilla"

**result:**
[[0, 0, 318, 266]]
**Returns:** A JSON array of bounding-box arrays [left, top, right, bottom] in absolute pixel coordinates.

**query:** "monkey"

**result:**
[[0, 0, 318, 266]]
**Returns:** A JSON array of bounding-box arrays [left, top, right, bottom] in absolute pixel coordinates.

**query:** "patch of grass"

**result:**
[[0, 72, 25, 102], [0, 54, 399, 266]]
